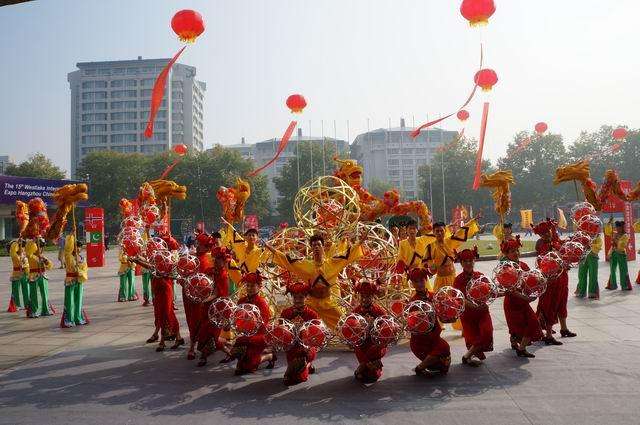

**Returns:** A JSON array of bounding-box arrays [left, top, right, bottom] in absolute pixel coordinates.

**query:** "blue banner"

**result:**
[[0, 175, 83, 206]]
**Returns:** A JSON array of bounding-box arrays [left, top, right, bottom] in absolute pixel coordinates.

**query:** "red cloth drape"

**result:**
[[247, 121, 297, 177]]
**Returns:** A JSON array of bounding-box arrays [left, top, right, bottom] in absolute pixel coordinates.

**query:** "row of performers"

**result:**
[[7, 236, 88, 328], [125, 217, 579, 385]]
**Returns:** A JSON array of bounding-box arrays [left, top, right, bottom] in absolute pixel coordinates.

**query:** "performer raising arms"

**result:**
[[228, 272, 275, 375], [223, 223, 269, 287], [352, 280, 388, 383], [533, 220, 576, 345], [500, 237, 542, 358], [266, 233, 364, 330], [407, 268, 451, 377], [7, 240, 29, 312], [453, 247, 494, 367], [396, 218, 435, 275], [280, 282, 320, 386]]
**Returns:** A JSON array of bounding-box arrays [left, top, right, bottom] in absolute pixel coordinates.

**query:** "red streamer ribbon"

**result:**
[[411, 45, 484, 139], [473, 102, 490, 191], [247, 121, 298, 177], [159, 158, 181, 180], [144, 46, 187, 139]]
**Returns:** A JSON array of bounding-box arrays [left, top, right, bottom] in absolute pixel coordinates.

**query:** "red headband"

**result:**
[[286, 281, 311, 295], [407, 267, 433, 282], [532, 219, 557, 236], [500, 235, 522, 254], [456, 246, 479, 262], [211, 246, 232, 261], [241, 271, 263, 286]]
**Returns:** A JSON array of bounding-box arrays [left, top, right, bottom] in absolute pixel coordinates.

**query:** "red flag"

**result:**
[[144, 46, 187, 139], [247, 121, 298, 177], [473, 102, 490, 190]]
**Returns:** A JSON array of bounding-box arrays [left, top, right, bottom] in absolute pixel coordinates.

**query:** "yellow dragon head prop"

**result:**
[[149, 179, 188, 203], [333, 156, 363, 187], [46, 183, 89, 241], [217, 177, 252, 223], [479, 170, 514, 218]]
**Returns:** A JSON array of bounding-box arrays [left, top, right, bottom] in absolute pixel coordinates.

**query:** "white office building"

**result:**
[[0, 155, 10, 175], [68, 57, 205, 178], [350, 118, 457, 199]]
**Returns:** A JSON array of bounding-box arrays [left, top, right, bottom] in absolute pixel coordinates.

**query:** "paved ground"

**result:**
[[2, 247, 640, 425]]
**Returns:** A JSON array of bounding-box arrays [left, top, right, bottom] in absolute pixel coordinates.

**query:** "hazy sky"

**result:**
[[1, 0, 638, 175]]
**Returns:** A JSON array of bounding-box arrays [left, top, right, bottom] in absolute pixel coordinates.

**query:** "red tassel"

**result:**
[[6, 298, 17, 313], [159, 158, 181, 180], [144, 46, 187, 139], [247, 121, 298, 177], [473, 102, 490, 191]]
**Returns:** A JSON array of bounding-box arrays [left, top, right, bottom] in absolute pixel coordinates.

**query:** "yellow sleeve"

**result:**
[[619, 234, 630, 251], [492, 224, 503, 244], [591, 235, 603, 254], [447, 219, 480, 250], [272, 250, 314, 280], [42, 256, 53, 271], [604, 221, 613, 237]]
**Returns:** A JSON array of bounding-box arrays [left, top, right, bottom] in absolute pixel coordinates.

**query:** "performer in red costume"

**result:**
[[500, 236, 542, 358], [352, 280, 388, 383], [533, 220, 576, 345], [133, 231, 184, 352], [197, 245, 233, 367], [453, 247, 494, 367], [407, 268, 451, 377], [229, 272, 275, 375], [280, 281, 320, 386]]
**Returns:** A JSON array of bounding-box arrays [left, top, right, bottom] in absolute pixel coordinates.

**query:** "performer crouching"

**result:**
[[352, 280, 388, 383]]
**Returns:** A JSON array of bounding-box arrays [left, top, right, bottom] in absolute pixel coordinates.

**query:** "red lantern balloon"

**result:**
[[208, 297, 237, 327], [184, 273, 215, 303], [337, 313, 368, 347], [457, 110, 470, 122], [286, 94, 307, 113], [491, 261, 522, 291], [266, 318, 296, 351], [145, 237, 168, 259], [577, 214, 602, 237], [612, 127, 628, 141], [535, 122, 548, 135], [559, 241, 586, 267], [537, 252, 564, 279], [233, 303, 262, 336], [297, 319, 330, 350], [173, 144, 188, 156], [571, 202, 596, 223], [519, 269, 547, 298], [370, 315, 402, 346], [153, 249, 176, 275], [466, 275, 498, 305], [474, 68, 498, 91], [171, 10, 205, 43], [460, 0, 496, 27], [433, 286, 465, 323], [403, 300, 436, 334]]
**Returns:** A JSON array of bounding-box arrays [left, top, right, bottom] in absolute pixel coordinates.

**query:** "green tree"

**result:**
[[4, 153, 65, 179], [497, 132, 573, 218], [77, 149, 270, 235], [273, 141, 338, 223], [419, 138, 495, 222], [368, 178, 394, 198]]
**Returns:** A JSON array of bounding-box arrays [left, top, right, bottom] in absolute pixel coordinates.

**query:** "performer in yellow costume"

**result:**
[[424, 218, 480, 330], [25, 239, 54, 318], [396, 218, 435, 291], [7, 240, 29, 312], [61, 234, 89, 327], [266, 233, 363, 329], [223, 224, 270, 285]]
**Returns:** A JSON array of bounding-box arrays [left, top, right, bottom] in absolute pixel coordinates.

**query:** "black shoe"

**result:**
[[516, 349, 535, 358], [308, 364, 316, 375], [146, 335, 159, 343], [544, 337, 563, 346], [560, 329, 577, 338], [197, 358, 207, 367], [266, 354, 277, 369], [462, 356, 481, 367]]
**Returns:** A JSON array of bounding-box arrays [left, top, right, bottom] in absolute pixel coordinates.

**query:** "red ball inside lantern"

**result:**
[[177, 255, 200, 277], [338, 313, 368, 347], [184, 273, 215, 303], [173, 144, 188, 156], [570, 231, 593, 251], [121, 234, 143, 257], [233, 303, 262, 336], [535, 122, 548, 135], [208, 297, 237, 327], [492, 261, 521, 291], [577, 214, 602, 237], [153, 249, 176, 274], [457, 110, 470, 122], [537, 252, 564, 279], [433, 286, 465, 323], [266, 318, 296, 350], [171, 10, 205, 43], [404, 300, 436, 334], [145, 237, 168, 259], [297, 319, 329, 349], [371, 315, 401, 346], [467, 275, 498, 305], [460, 0, 496, 27], [571, 202, 596, 223], [519, 269, 547, 298], [474, 68, 498, 91], [286, 94, 307, 113], [388, 297, 406, 318], [559, 241, 586, 266], [612, 127, 628, 141], [140, 205, 160, 226]]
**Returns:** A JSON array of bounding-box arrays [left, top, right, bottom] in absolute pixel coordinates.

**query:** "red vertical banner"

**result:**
[[602, 180, 636, 261], [244, 214, 259, 231], [84, 207, 105, 267], [473, 102, 490, 190]]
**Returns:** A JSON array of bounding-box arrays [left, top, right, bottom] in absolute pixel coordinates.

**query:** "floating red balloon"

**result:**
[[177, 255, 200, 277], [612, 127, 628, 141], [457, 110, 470, 122], [173, 144, 188, 156], [537, 252, 564, 279], [171, 10, 205, 43], [559, 241, 586, 266], [153, 249, 176, 275], [460, 0, 496, 27], [286, 94, 307, 113], [233, 303, 262, 336], [474, 68, 498, 91], [535, 122, 548, 135]]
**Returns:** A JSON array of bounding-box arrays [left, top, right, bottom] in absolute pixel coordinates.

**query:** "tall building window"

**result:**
[[172, 91, 183, 99], [154, 121, 167, 130], [113, 68, 125, 75], [126, 68, 139, 75], [387, 159, 399, 166], [124, 79, 137, 87], [81, 135, 107, 144], [111, 90, 137, 98], [81, 146, 108, 154], [112, 145, 138, 153], [94, 102, 107, 110], [98, 69, 111, 76], [387, 148, 400, 154], [173, 133, 184, 143], [82, 113, 108, 121], [141, 66, 155, 73], [82, 91, 107, 100], [140, 89, 152, 97], [111, 112, 137, 120], [140, 144, 167, 153], [151, 132, 167, 141], [171, 81, 183, 89], [140, 78, 155, 87], [111, 134, 137, 143], [111, 123, 137, 131], [82, 124, 107, 133]]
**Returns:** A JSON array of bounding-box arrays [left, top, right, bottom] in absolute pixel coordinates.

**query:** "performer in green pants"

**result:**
[[576, 235, 602, 299], [118, 250, 138, 301], [25, 239, 54, 318], [141, 267, 153, 306], [605, 220, 632, 291], [61, 235, 89, 327], [7, 240, 29, 312]]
